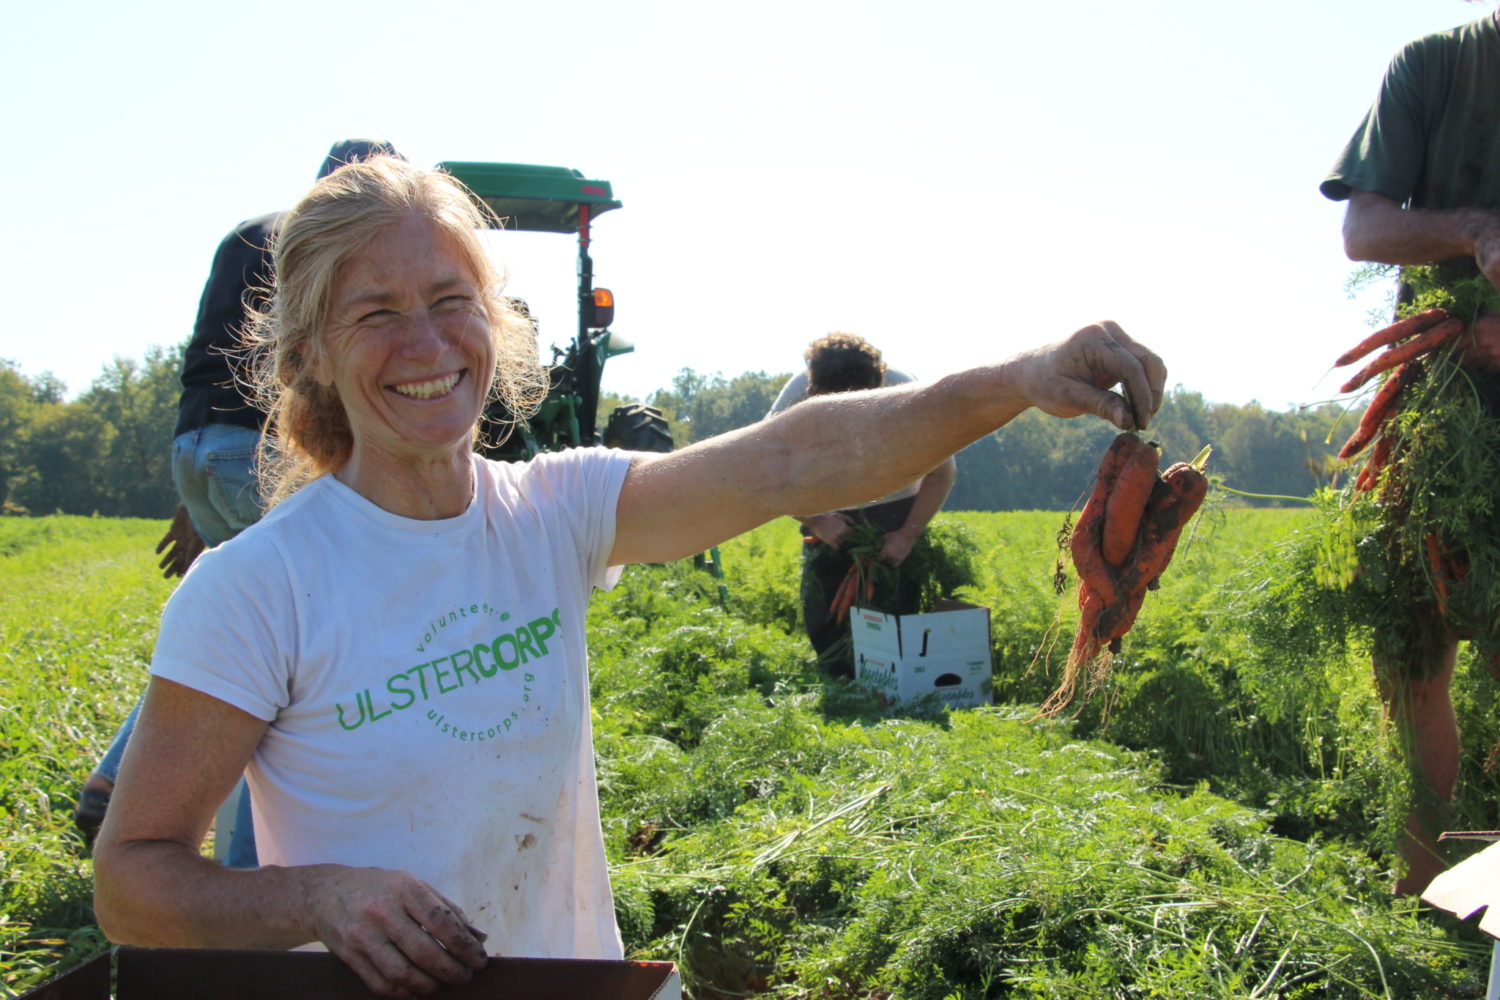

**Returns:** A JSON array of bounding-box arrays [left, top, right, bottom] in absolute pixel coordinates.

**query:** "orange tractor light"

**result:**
[[590, 287, 615, 329]]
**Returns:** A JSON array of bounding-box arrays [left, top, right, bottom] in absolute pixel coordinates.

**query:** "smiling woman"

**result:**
[[89, 155, 1171, 999]]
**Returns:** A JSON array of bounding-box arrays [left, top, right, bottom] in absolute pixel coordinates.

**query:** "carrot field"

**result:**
[[4, 509, 1499, 998]]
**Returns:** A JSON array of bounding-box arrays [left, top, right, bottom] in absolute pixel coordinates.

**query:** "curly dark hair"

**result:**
[[805, 332, 886, 395]]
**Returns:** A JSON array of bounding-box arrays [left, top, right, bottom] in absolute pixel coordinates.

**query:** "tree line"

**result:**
[[1, 353, 1346, 519], [640, 369, 1347, 510], [1, 351, 180, 519]]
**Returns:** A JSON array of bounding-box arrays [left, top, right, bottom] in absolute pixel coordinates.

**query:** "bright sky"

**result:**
[[2, 0, 1490, 411]]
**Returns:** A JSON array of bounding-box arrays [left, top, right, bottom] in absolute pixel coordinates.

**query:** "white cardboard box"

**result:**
[[851, 598, 993, 709]]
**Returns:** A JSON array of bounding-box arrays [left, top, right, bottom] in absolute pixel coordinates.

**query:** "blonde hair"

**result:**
[[246, 157, 546, 506]]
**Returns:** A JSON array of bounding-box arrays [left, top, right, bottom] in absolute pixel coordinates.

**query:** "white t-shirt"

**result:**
[[766, 367, 923, 509], [151, 447, 633, 959]]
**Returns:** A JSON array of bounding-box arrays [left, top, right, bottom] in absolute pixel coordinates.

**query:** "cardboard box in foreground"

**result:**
[[851, 599, 993, 709], [20, 948, 680, 1000]]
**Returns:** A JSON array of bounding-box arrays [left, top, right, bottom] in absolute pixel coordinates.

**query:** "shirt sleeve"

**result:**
[[882, 368, 918, 388], [149, 534, 295, 721], [766, 371, 809, 417], [1321, 40, 1430, 204], [525, 448, 633, 592]]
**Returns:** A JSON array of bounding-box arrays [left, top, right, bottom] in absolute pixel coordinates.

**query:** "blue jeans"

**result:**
[[96, 699, 140, 785], [172, 423, 265, 547], [94, 423, 265, 867]]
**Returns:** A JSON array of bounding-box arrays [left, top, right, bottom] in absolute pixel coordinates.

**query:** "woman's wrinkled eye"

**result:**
[[357, 308, 399, 326], [434, 295, 472, 312]]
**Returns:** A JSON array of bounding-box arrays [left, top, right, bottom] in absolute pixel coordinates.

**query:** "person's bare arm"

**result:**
[[92, 677, 487, 998], [1343, 189, 1500, 288], [1343, 190, 1500, 371], [612, 321, 1165, 566], [880, 455, 957, 567]]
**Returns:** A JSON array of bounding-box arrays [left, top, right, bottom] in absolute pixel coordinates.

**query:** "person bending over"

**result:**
[[766, 333, 956, 677]]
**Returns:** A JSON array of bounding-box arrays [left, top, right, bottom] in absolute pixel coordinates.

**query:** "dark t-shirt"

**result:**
[[174, 213, 280, 437], [1322, 14, 1500, 213]]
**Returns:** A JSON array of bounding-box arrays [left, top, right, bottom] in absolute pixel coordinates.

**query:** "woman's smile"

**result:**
[[389, 369, 465, 400]]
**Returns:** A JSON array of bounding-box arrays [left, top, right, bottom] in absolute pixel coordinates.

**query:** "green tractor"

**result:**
[[438, 160, 673, 460]]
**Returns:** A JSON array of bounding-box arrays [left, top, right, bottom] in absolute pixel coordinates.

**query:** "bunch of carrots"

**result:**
[[1333, 307, 1469, 610], [1333, 307, 1459, 492], [828, 555, 876, 625], [1045, 433, 1209, 714]]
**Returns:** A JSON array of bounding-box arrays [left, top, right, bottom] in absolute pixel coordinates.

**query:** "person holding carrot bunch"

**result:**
[[1321, 5, 1500, 896], [765, 333, 957, 678], [90, 155, 1165, 997]]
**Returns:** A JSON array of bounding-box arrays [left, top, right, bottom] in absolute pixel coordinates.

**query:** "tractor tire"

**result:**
[[603, 404, 674, 453]]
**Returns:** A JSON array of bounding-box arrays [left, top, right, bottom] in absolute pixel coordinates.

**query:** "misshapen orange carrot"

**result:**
[[1052, 450, 1209, 716], [1340, 318, 1462, 393], [1072, 586, 1106, 666], [1041, 585, 1106, 717], [1070, 436, 1128, 609], [1093, 463, 1208, 644], [1101, 435, 1160, 566], [1334, 308, 1448, 367]]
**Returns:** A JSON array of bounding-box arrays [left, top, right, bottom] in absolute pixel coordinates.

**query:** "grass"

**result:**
[[607, 517, 1492, 997], [607, 702, 1478, 997], [2, 511, 1496, 997], [0, 516, 173, 994]]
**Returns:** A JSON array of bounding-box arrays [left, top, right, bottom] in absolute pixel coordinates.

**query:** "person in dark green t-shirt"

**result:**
[[1322, 6, 1500, 896], [1324, 6, 1500, 320]]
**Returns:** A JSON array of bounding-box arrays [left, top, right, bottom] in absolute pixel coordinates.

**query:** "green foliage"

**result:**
[[1400, 266, 1500, 323], [1332, 266, 1500, 663], [78, 348, 182, 519], [591, 520, 1490, 997], [1377, 361, 1500, 662], [0, 348, 182, 519], [8, 403, 117, 516], [590, 559, 814, 750], [605, 697, 1479, 998], [649, 368, 792, 446], [938, 506, 1406, 859], [0, 363, 41, 512], [7, 513, 1498, 998], [1223, 263, 1500, 867], [716, 522, 803, 636], [1230, 468, 1500, 854]]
